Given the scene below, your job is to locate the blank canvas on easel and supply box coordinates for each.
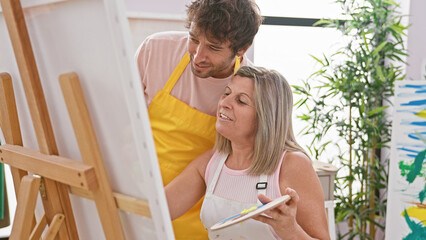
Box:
[0,0,173,239]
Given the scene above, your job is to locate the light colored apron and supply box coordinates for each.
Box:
[148,52,240,239]
[200,153,280,239]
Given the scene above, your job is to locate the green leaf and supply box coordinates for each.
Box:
[362,32,370,52]
[297,114,312,121]
[310,54,325,66]
[384,1,400,7]
[372,42,387,55]
[313,19,333,27]
[375,66,386,82]
[389,23,407,36]
[367,106,389,116]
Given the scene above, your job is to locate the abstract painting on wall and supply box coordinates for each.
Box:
[386,80,426,239]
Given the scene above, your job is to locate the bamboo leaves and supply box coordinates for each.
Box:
[294,0,408,238]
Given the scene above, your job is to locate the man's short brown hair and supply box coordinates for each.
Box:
[186,0,263,54]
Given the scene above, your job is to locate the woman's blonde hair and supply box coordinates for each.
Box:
[214,66,309,175]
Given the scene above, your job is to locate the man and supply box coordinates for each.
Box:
[136,0,262,239]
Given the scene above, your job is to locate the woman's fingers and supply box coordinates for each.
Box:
[285,188,299,203]
[256,188,299,220]
[257,193,272,204]
[254,189,301,239]
[252,214,276,226]
[284,188,299,210]
[256,195,288,219]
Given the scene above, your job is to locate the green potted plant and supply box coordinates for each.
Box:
[293,0,409,239]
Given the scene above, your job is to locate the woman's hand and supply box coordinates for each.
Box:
[253,188,310,240]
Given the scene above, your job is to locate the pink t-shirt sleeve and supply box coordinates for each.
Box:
[135,39,149,93]
[135,32,189,107]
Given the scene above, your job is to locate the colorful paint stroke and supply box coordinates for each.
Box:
[385,81,426,239]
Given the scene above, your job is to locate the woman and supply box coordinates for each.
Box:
[166,66,330,239]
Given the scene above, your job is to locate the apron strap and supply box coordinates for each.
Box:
[255,151,286,204]
[234,56,241,74]
[163,52,191,93]
[206,153,228,195]
[256,174,268,205]
[207,152,269,205]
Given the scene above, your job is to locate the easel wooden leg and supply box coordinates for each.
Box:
[44,213,65,240]
[30,214,47,240]
[0,0,80,236]
[10,175,41,240]
[0,73,28,196]
[41,180,76,240]
[0,72,37,229]
[59,72,125,239]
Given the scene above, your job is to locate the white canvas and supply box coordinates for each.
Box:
[0,0,174,239]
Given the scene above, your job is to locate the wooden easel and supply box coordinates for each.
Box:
[0,0,151,239]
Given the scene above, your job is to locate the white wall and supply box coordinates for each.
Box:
[124,0,189,51]
[406,0,426,80]
[127,14,187,51]
[124,0,254,60]
[125,0,189,15]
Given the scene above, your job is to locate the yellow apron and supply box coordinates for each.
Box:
[148,52,240,240]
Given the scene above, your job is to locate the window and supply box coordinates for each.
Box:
[253,1,346,160]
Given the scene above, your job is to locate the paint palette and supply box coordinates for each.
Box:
[210,195,291,230]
